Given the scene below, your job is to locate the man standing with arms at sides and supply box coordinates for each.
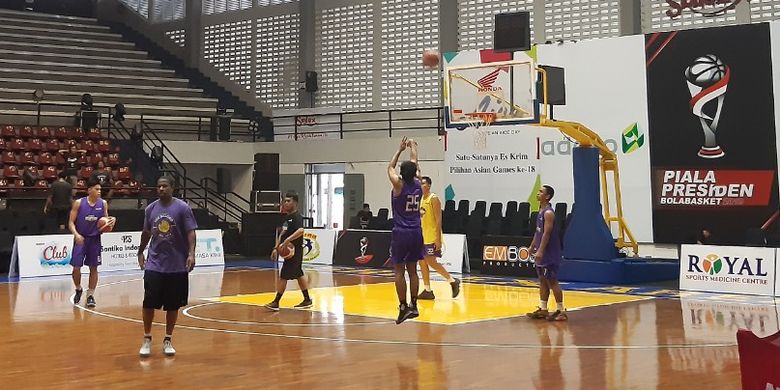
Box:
[137,176,198,357]
[388,136,423,324]
[526,185,567,321]
[417,176,460,300]
[69,178,113,308]
[45,171,73,232]
[264,191,312,310]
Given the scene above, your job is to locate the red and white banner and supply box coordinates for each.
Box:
[655,169,775,207]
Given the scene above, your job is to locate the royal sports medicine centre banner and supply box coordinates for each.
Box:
[11,229,226,278]
[679,244,776,296]
[646,24,779,244]
[443,36,654,242]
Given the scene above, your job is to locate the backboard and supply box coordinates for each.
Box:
[443,49,538,129]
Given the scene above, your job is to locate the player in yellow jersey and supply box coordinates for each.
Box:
[418,176,460,299]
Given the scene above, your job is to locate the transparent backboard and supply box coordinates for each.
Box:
[444,59,538,129]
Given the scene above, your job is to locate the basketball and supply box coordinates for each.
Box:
[422,50,440,68]
[685,54,727,87]
[277,242,295,260]
[97,216,114,233]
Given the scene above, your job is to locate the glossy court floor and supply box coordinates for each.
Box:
[1,263,775,389]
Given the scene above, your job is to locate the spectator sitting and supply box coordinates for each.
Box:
[22,167,38,188]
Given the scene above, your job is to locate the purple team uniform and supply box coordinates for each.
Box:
[390,179,425,264]
[70,197,105,267]
[142,198,198,311]
[532,205,562,279]
[143,198,198,273]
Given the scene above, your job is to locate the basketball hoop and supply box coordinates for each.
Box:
[464,112,496,150]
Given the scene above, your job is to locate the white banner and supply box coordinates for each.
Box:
[443,36,654,243]
[273,107,342,141]
[440,234,467,274]
[681,294,780,341]
[12,230,225,278]
[679,244,777,296]
[302,228,336,265]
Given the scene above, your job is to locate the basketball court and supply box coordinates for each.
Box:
[1,262,772,388]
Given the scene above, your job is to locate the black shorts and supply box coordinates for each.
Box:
[143,270,189,311]
[280,257,304,280]
[54,207,69,227]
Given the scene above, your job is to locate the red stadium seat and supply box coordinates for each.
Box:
[13,178,24,189]
[46,139,61,152]
[79,166,94,179]
[55,127,68,140]
[3,165,19,178]
[42,166,58,181]
[36,127,51,139]
[35,179,48,189]
[0,139,6,151]
[89,152,103,166]
[107,152,120,166]
[0,178,8,193]
[37,152,53,166]
[72,128,85,140]
[2,151,18,165]
[21,152,37,166]
[19,126,34,139]
[97,139,110,153]
[2,126,17,138]
[116,166,132,181]
[9,138,24,151]
[26,166,40,178]
[88,128,102,140]
[127,179,141,195]
[55,154,66,166]
[82,140,95,153]
[27,138,42,152]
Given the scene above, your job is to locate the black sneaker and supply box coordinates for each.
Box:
[294,299,313,309]
[86,295,96,308]
[418,290,435,300]
[396,304,413,324]
[450,278,461,298]
[408,305,419,319]
[526,307,548,320]
[73,289,83,304]
[264,301,280,311]
[547,310,568,322]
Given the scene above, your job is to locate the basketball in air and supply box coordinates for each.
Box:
[97,216,115,233]
[422,50,440,68]
[277,242,295,260]
[684,54,727,87]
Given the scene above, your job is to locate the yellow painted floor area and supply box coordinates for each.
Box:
[214,281,649,325]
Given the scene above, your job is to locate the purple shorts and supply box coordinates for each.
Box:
[424,243,442,258]
[71,235,102,267]
[391,228,424,264]
[536,263,560,281]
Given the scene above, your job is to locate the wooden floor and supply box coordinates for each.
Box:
[1,264,774,389]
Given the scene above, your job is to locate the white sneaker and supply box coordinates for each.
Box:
[162,338,176,356]
[139,338,152,358]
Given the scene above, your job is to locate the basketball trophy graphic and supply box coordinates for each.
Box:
[355,237,373,265]
[685,54,731,159]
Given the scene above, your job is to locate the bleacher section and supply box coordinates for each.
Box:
[0,8,219,122]
[0,125,143,197]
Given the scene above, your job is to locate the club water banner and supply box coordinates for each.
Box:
[646,24,779,244]
[444,37,654,242]
[11,230,225,278]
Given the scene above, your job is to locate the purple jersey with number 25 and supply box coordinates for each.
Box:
[392,179,422,230]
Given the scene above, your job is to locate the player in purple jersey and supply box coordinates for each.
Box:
[137,176,198,357]
[388,136,424,324]
[526,185,567,322]
[69,177,114,308]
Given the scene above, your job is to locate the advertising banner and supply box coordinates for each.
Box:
[679,244,776,296]
[301,228,336,265]
[333,230,392,268]
[480,235,536,277]
[646,24,779,243]
[12,230,225,278]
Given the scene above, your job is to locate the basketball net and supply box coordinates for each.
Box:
[464,112,496,151]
